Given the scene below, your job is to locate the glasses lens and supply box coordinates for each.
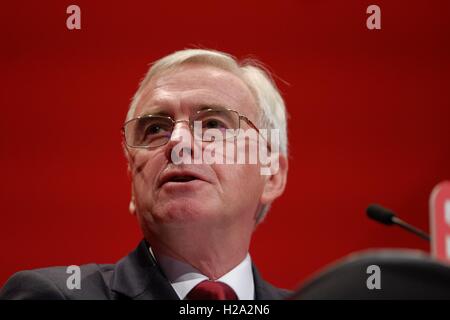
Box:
[193,109,240,142]
[125,116,173,147]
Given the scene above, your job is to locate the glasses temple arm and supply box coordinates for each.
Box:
[240,115,260,133]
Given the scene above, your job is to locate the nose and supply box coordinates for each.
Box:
[170,120,191,141]
[165,120,195,164]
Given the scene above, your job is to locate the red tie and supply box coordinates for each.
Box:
[186,280,238,300]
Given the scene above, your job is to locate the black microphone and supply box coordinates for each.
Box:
[366,204,430,241]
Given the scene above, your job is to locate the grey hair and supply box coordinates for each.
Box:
[126,49,288,223]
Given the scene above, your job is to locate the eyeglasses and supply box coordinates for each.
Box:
[122,108,260,148]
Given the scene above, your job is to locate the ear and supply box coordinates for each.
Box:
[129,186,136,215]
[122,141,136,215]
[260,153,288,205]
[122,141,132,165]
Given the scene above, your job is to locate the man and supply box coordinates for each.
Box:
[0,49,290,300]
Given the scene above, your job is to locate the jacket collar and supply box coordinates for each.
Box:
[111,239,179,300]
[111,239,288,300]
[252,264,290,300]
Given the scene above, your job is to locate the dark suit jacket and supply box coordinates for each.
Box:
[0,240,291,300]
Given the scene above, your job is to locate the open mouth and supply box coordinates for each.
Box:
[159,170,208,188]
[159,172,204,188]
[167,175,198,183]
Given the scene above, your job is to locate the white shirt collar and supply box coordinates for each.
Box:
[149,247,255,300]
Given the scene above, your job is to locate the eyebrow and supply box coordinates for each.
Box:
[196,104,230,112]
[139,109,171,117]
[138,104,231,118]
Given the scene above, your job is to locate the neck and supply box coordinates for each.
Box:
[146,222,252,279]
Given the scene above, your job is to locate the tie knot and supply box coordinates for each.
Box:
[186,280,238,300]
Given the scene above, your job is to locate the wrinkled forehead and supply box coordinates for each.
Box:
[134,64,259,119]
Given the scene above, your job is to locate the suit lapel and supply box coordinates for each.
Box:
[111,239,179,300]
[252,263,290,300]
[111,239,289,300]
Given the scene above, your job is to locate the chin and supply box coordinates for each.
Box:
[152,199,214,224]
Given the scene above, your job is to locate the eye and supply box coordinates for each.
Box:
[142,118,172,137]
[204,119,226,129]
[146,124,163,135]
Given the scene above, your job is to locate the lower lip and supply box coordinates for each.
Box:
[161,179,206,190]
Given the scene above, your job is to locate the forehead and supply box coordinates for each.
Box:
[134,64,258,118]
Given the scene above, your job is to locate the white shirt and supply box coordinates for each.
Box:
[149,247,255,300]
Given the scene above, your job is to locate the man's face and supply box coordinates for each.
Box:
[126,63,271,237]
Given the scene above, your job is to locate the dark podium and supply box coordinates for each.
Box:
[292,250,450,299]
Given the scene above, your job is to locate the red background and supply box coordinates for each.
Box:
[1,0,450,290]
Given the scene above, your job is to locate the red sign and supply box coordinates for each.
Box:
[430,181,450,264]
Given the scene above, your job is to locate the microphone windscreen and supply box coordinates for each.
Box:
[366,204,395,225]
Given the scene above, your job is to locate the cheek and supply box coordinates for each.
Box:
[215,163,264,200]
[131,150,165,203]
[133,173,152,203]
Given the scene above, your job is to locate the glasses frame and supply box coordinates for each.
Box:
[121,107,261,149]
